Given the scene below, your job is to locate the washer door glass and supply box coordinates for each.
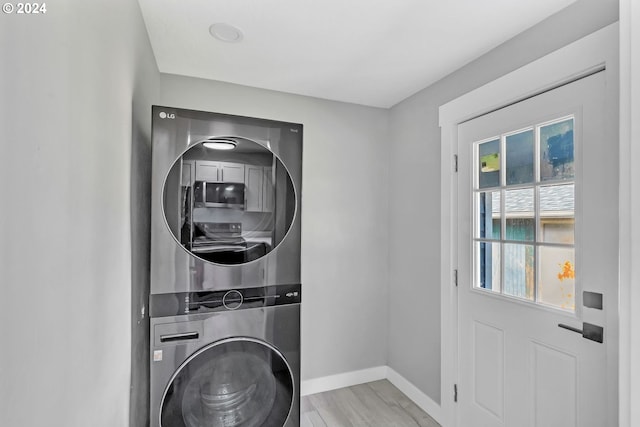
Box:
[163,137,296,265]
[161,339,294,427]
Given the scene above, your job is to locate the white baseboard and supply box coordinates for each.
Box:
[300,365,387,396]
[300,365,443,426]
[386,367,443,426]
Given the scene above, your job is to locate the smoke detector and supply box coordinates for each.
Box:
[209,23,244,43]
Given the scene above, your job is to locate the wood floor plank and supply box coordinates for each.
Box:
[301,395,315,413]
[308,391,353,427]
[400,404,441,427]
[349,383,419,427]
[301,412,315,427]
[329,387,373,426]
[300,380,441,427]
[367,379,412,408]
[367,380,440,427]
[307,410,329,427]
[301,410,329,427]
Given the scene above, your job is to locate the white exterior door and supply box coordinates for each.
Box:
[456,71,618,427]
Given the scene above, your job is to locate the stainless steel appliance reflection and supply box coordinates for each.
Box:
[188,222,269,265]
[193,181,246,209]
[150,106,302,293]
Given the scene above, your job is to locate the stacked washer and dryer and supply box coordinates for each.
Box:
[149,106,302,427]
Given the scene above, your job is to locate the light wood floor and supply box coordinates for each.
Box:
[300,380,441,427]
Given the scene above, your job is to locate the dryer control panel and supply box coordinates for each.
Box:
[150,284,301,317]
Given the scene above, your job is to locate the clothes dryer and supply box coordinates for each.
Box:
[150,106,302,294]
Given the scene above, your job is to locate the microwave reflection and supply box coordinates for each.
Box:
[163,137,296,265]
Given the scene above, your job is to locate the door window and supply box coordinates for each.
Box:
[474,117,576,310]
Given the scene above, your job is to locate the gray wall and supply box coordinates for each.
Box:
[0,1,159,426]
[159,74,390,381]
[387,0,619,404]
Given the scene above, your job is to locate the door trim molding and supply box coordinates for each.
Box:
[438,23,619,427]
[619,1,640,425]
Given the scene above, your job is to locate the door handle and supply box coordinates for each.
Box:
[558,322,603,343]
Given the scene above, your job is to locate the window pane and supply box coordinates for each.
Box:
[476,242,500,292]
[477,191,501,239]
[505,130,534,185]
[505,188,534,241]
[540,184,574,244]
[503,243,534,300]
[540,119,574,181]
[539,246,575,310]
[478,139,500,189]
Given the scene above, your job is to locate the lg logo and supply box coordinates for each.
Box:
[159,111,176,119]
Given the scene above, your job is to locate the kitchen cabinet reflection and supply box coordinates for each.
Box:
[163,137,296,265]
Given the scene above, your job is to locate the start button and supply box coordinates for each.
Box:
[222,290,243,310]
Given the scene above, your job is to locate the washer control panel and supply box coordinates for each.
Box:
[150,284,301,317]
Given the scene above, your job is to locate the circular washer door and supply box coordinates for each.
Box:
[160,338,294,427]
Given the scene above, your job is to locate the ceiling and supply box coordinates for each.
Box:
[137,0,576,108]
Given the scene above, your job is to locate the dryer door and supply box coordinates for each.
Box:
[160,338,294,427]
[163,137,297,266]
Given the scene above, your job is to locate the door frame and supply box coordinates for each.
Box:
[438,23,619,427]
[619,1,640,425]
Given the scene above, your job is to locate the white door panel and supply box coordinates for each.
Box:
[457,71,617,427]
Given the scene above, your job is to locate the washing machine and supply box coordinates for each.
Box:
[149,106,302,427]
[149,284,300,427]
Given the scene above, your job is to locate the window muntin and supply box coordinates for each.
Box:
[473,117,576,311]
